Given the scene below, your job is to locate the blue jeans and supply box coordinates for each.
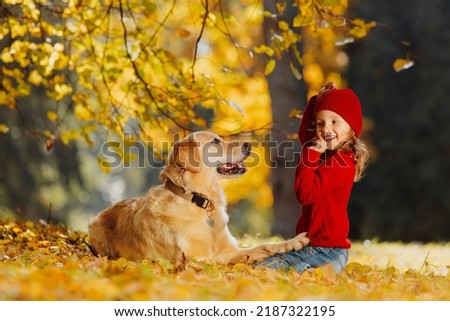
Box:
[256,246,349,274]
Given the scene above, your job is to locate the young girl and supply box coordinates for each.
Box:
[257,82,369,274]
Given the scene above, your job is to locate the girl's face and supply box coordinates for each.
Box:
[315,110,353,150]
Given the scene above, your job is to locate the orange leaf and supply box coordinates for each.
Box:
[176,28,191,38]
[393,58,415,72]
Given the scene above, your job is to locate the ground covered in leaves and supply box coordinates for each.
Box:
[1,219,449,300]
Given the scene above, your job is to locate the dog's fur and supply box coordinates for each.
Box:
[88,131,309,264]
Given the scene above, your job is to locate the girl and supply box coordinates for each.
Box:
[257,82,369,274]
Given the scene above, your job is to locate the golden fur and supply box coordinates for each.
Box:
[88,131,309,264]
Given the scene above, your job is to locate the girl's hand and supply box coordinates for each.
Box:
[317,81,337,99]
[308,136,327,154]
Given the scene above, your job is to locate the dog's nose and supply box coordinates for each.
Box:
[242,142,251,156]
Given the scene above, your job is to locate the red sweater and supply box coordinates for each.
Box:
[294,147,354,248]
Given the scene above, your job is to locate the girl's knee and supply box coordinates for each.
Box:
[330,254,348,273]
[255,251,300,272]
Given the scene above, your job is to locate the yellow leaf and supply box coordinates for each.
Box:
[47,84,72,101]
[74,104,92,121]
[288,108,301,119]
[81,131,94,148]
[47,111,58,122]
[54,43,64,52]
[207,13,216,24]
[0,124,10,134]
[253,45,274,57]
[190,117,207,128]
[293,9,315,28]
[265,59,276,75]
[11,24,27,39]
[42,130,53,138]
[17,82,31,95]
[97,157,113,174]
[278,20,289,31]
[28,70,43,86]
[1,49,14,63]
[0,90,14,108]
[291,45,303,66]
[60,130,79,144]
[275,1,286,14]
[232,263,251,273]
[349,19,376,38]
[393,58,415,73]
[289,62,302,80]
[54,54,69,70]
[323,0,348,7]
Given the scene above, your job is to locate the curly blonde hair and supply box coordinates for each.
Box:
[339,135,369,182]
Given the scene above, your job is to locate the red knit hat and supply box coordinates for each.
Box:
[314,88,363,138]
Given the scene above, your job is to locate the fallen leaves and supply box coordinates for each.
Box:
[1,218,449,300]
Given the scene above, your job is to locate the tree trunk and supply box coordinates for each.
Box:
[263,0,307,238]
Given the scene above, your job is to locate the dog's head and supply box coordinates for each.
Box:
[161,131,251,188]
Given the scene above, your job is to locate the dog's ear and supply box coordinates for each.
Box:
[172,139,201,173]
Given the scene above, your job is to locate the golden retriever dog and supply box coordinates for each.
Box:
[88,131,309,264]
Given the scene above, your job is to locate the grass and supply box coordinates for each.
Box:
[1,219,449,300]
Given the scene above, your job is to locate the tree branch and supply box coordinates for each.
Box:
[218,0,250,76]
[191,0,209,80]
[118,0,190,131]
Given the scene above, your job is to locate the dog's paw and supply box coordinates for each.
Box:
[290,232,310,251]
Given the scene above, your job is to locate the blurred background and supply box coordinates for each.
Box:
[0,0,449,242]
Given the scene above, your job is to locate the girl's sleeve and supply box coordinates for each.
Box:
[294,148,349,205]
[298,95,317,145]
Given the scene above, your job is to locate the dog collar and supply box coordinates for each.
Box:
[164,179,215,212]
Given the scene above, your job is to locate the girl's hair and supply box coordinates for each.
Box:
[339,134,369,182]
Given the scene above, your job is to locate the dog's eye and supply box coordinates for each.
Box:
[211,138,221,144]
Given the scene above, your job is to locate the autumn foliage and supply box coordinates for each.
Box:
[1,218,449,300]
[0,0,386,225]
[0,0,393,143]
